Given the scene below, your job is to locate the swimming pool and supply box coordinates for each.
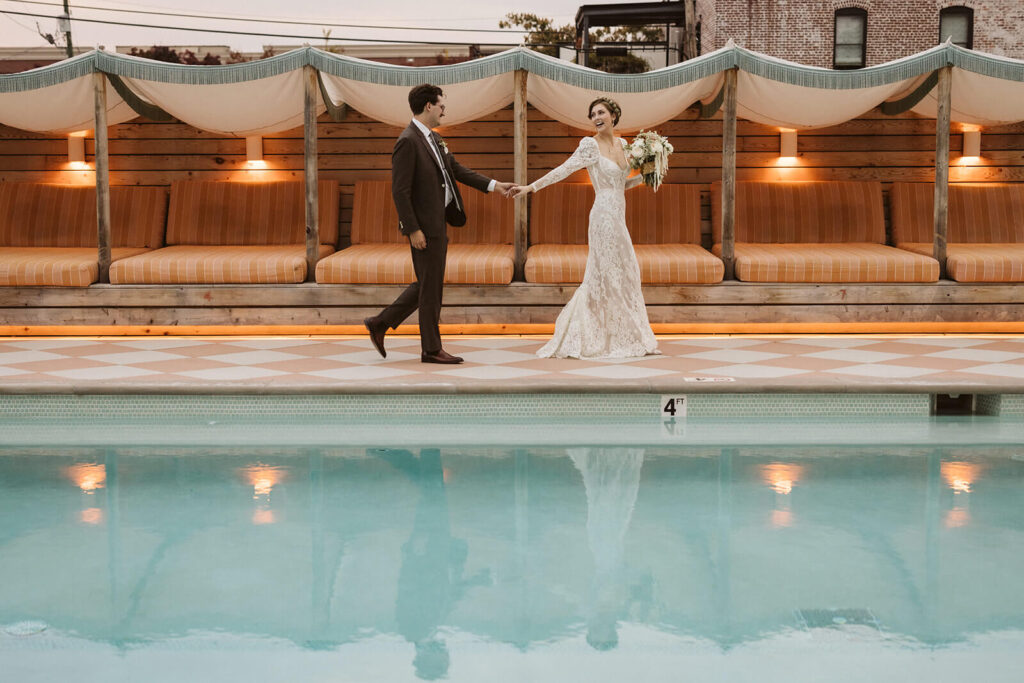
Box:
[1,419,1023,682]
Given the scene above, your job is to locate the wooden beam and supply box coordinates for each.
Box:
[303,65,320,283]
[720,68,738,280]
[933,65,952,280]
[93,72,112,284]
[513,69,529,281]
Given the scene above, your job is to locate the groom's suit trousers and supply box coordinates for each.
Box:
[376,236,447,354]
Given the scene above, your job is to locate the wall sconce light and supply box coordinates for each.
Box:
[963,129,981,157]
[67,134,85,163]
[780,129,798,158]
[246,135,263,163]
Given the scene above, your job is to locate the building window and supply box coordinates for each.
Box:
[834,8,867,69]
[940,6,974,49]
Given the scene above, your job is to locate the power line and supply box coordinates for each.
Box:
[1,0,524,34]
[0,9,521,45]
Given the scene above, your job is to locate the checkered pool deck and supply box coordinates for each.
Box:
[3,334,1024,394]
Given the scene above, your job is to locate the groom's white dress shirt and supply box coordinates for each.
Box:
[412,118,495,206]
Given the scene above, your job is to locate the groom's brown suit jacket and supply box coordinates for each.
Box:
[391,122,491,239]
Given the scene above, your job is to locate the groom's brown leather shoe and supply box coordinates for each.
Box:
[364,317,387,358]
[421,349,463,364]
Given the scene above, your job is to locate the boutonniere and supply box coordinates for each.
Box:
[438,139,449,155]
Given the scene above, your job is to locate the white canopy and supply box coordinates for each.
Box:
[0,43,1022,135]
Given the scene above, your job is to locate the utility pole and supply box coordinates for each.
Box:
[60,0,73,58]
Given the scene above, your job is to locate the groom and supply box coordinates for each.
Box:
[364,84,515,364]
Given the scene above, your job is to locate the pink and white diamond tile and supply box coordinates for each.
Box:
[1,335,1024,392]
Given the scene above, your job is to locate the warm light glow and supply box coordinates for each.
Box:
[252,509,276,525]
[771,508,793,527]
[779,128,798,158]
[945,507,969,528]
[67,463,106,494]
[962,129,981,158]
[245,160,269,169]
[246,135,263,163]
[80,507,104,525]
[66,161,91,170]
[67,132,86,163]
[242,464,284,499]
[761,462,804,495]
[941,461,978,494]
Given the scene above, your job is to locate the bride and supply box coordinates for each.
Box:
[510,97,659,359]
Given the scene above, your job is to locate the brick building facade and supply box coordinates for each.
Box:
[695,0,1024,66]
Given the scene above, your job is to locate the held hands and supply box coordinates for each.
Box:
[505,184,531,198]
[493,181,516,196]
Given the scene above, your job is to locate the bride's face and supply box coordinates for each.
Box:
[589,104,614,133]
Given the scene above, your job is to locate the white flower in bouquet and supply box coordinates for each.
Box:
[626,130,673,192]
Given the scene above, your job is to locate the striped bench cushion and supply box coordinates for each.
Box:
[899,242,1024,282]
[166,180,339,246]
[529,184,702,245]
[0,183,166,248]
[711,181,886,243]
[316,244,514,284]
[0,247,149,287]
[711,242,939,282]
[525,244,723,284]
[891,182,1024,244]
[350,180,513,245]
[110,245,333,284]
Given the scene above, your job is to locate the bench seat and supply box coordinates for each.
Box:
[711,242,939,283]
[110,245,333,285]
[316,243,513,285]
[526,244,723,284]
[898,242,1024,282]
[0,183,167,286]
[0,247,150,287]
[891,182,1024,282]
[712,180,939,283]
[110,180,339,285]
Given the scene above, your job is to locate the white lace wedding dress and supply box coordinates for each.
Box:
[533,137,659,359]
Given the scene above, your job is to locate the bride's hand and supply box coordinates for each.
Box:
[507,184,530,198]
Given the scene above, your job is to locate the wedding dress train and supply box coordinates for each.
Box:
[533,137,659,359]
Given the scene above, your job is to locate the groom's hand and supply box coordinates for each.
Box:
[493,181,514,196]
[409,230,427,250]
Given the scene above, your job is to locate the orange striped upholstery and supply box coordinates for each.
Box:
[165,180,339,246]
[711,242,939,283]
[891,182,1024,244]
[525,244,723,284]
[316,244,514,284]
[349,180,513,245]
[530,185,594,245]
[899,242,1024,282]
[109,245,333,284]
[0,247,149,287]
[0,183,167,248]
[711,181,886,243]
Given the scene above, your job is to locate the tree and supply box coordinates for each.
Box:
[128,46,222,65]
[499,12,664,74]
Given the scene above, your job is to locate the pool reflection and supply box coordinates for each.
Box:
[0,445,1022,674]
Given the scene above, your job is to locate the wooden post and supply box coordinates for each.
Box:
[513,69,528,282]
[933,65,952,280]
[720,68,738,281]
[303,65,320,283]
[93,72,112,284]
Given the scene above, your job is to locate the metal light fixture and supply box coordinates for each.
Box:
[245,135,263,162]
[780,129,798,158]
[67,134,85,163]
[963,129,981,157]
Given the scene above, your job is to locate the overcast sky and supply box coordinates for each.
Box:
[0,0,629,53]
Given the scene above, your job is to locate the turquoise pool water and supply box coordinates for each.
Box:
[1,430,1023,682]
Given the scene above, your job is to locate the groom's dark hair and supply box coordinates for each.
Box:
[409,84,444,114]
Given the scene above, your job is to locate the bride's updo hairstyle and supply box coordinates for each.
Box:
[588,97,621,126]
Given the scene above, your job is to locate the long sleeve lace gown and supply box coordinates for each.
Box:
[531,137,659,359]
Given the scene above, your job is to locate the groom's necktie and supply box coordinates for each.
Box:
[428,134,459,210]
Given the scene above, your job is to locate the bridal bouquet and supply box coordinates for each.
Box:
[626,131,674,192]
